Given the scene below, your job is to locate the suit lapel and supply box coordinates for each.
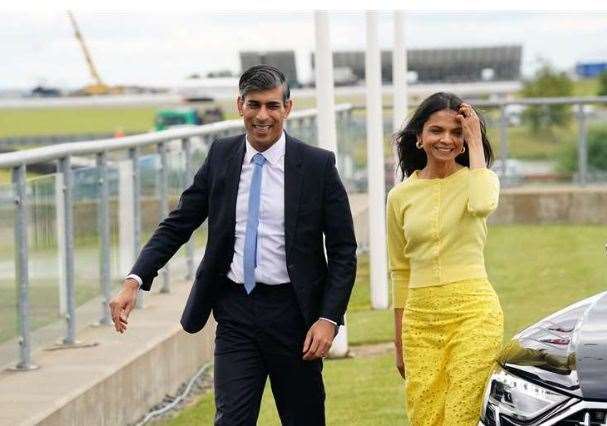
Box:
[226,135,246,233]
[284,134,303,258]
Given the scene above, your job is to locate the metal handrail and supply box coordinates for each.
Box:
[469,96,607,107]
[0,104,353,169]
[355,96,607,111]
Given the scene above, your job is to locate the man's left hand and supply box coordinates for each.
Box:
[302,319,336,360]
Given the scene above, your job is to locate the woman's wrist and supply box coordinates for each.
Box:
[467,136,483,149]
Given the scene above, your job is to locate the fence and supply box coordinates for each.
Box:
[373,96,607,187]
[0,104,353,370]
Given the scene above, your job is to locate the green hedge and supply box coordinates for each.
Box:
[557,125,607,172]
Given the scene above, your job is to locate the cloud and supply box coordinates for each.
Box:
[1,11,606,88]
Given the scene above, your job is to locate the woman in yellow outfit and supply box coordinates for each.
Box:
[387,92,503,426]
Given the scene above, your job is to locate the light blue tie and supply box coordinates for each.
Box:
[243,153,266,294]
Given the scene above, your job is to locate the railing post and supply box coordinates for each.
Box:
[499,104,509,184]
[11,164,38,370]
[58,156,76,344]
[182,137,195,281]
[96,152,112,325]
[577,103,588,186]
[118,159,135,279]
[157,142,170,293]
[55,170,67,316]
[129,148,144,308]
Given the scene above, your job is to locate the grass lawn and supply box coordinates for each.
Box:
[486,125,578,161]
[161,353,407,426]
[0,107,158,138]
[159,224,607,426]
[572,77,600,96]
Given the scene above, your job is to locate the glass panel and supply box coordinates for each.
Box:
[0,179,17,364]
[25,173,63,350]
[165,140,188,280]
[72,166,104,323]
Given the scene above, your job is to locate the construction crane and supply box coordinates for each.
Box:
[67,11,121,95]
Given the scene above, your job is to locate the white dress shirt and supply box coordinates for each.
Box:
[226,132,290,284]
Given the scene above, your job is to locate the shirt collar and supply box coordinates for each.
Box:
[244,131,286,166]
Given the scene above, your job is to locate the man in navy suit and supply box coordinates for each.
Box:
[109,65,357,425]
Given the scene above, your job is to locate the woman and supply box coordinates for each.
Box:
[387,92,503,425]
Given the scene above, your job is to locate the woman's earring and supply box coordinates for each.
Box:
[460,145,466,154]
[416,140,423,149]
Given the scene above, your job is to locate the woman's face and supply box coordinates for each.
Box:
[418,108,465,165]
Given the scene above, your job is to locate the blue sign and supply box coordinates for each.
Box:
[576,62,607,78]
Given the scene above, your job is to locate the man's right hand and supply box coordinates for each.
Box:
[109,279,139,333]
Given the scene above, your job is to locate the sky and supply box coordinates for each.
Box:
[2,10,607,90]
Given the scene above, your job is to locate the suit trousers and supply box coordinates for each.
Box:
[213,276,326,426]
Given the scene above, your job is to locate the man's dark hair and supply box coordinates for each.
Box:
[239,64,290,103]
[394,91,494,178]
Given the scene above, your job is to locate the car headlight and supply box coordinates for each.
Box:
[481,365,569,424]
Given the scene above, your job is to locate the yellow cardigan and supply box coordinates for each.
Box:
[386,167,500,309]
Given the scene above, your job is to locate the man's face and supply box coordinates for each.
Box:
[237,86,293,151]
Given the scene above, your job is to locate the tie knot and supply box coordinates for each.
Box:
[252,153,266,166]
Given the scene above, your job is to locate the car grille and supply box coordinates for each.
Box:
[483,406,521,426]
[484,405,497,426]
[558,409,607,425]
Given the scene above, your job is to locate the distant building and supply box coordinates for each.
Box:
[575,62,607,79]
[311,45,522,84]
[240,51,299,87]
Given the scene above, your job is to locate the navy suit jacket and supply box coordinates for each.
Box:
[130,133,357,333]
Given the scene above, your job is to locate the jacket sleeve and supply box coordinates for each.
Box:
[467,168,500,217]
[386,190,410,309]
[129,141,215,290]
[319,153,358,325]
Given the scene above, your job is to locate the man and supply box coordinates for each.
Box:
[109,65,357,425]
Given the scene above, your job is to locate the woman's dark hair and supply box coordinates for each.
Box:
[394,92,494,179]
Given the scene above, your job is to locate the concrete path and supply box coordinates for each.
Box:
[0,277,215,426]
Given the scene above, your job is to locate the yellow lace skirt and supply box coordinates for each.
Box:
[402,278,503,426]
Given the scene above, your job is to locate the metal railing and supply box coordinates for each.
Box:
[362,96,607,187]
[470,96,607,186]
[1,104,353,370]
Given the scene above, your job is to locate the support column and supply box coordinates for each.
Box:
[314,10,348,358]
[314,10,338,155]
[392,10,408,184]
[366,11,389,310]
